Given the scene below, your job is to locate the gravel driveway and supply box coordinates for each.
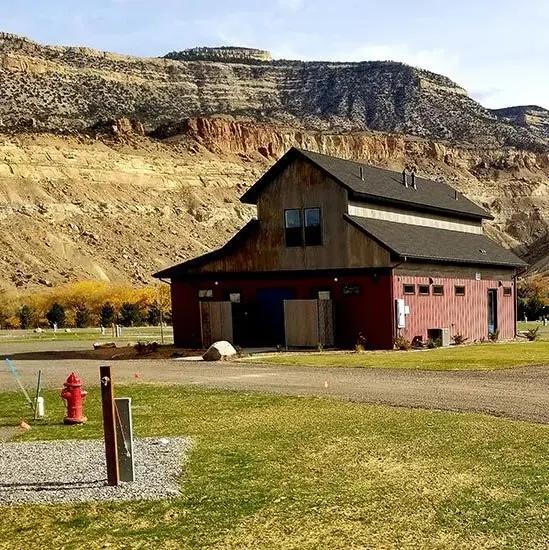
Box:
[2,350,548,424]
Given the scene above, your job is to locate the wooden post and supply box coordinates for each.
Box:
[33,369,42,420]
[100,365,119,486]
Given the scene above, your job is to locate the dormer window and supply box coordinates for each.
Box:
[284,209,303,247]
[304,208,322,246]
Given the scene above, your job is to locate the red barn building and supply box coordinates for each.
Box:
[154,148,526,349]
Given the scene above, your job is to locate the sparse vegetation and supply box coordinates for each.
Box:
[394,335,412,351]
[452,333,468,345]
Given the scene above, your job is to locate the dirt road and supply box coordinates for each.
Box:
[2,351,548,424]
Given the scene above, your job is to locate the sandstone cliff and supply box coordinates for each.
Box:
[0,118,547,291]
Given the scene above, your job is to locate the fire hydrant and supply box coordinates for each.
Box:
[61,372,87,424]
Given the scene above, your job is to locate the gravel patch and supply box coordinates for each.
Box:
[0,437,191,505]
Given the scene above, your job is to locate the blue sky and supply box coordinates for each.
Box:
[3,0,548,108]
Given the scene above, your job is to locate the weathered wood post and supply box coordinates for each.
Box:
[100,365,119,486]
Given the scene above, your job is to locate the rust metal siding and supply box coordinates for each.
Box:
[393,274,515,342]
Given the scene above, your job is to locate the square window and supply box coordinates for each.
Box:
[304,207,322,246]
[418,284,430,296]
[403,284,415,294]
[503,287,512,296]
[229,292,241,303]
[284,209,303,247]
[432,285,444,296]
[198,289,213,299]
[455,285,466,296]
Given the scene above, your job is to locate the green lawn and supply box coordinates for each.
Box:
[246,341,549,371]
[0,385,548,549]
[517,321,549,341]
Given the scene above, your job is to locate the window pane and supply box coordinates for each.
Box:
[285,209,301,228]
[403,284,415,294]
[455,286,466,296]
[305,208,320,227]
[433,285,444,296]
[418,285,430,296]
[304,208,322,245]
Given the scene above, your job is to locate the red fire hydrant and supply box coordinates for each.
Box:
[61,372,88,424]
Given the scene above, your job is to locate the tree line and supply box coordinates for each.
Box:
[0,281,171,330]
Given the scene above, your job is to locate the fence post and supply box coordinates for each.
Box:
[100,365,119,486]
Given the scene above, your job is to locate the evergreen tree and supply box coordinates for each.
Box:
[119,302,143,327]
[100,302,116,327]
[19,305,34,329]
[75,304,91,328]
[46,302,66,328]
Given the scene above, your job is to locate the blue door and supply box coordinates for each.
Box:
[256,288,296,346]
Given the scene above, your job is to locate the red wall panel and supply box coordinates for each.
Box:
[171,272,394,349]
[393,274,515,343]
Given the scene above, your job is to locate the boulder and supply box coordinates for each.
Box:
[202,341,237,361]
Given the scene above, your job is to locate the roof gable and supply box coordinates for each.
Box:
[241,147,492,221]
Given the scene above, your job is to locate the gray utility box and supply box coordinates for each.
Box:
[427,328,451,347]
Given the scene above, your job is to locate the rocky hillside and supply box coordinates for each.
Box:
[491,106,549,142]
[0,32,547,291]
[0,117,547,292]
[0,32,546,150]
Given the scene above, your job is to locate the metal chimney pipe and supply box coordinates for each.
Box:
[454,189,459,200]
[402,169,408,187]
[359,166,364,180]
[411,172,416,189]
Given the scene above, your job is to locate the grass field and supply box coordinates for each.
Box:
[248,339,549,371]
[0,385,547,549]
[0,326,173,344]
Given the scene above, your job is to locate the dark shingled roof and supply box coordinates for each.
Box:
[346,215,526,267]
[241,147,492,220]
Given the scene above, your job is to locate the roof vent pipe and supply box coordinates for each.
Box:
[454,190,459,200]
[411,172,417,189]
[402,169,408,187]
[359,166,364,181]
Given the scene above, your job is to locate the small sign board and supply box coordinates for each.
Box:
[114,397,135,482]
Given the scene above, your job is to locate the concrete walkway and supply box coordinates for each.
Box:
[2,357,548,424]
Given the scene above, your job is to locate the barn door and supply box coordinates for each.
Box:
[200,301,233,347]
[283,299,334,347]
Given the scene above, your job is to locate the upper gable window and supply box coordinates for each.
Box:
[284,209,303,247]
[304,208,322,246]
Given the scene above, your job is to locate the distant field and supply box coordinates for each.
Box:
[0,326,173,344]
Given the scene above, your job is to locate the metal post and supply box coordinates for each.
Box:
[33,369,42,420]
[100,365,119,486]
[114,397,135,482]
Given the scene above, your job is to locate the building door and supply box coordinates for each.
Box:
[487,289,498,335]
[256,288,295,346]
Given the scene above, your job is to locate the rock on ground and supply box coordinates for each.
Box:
[202,340,237,361]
